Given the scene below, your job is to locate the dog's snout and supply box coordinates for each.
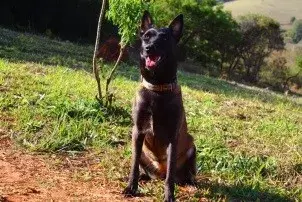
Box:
[145,45,154,54]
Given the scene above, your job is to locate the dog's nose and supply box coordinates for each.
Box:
[145,45,154,54]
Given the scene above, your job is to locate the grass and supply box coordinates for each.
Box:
[0,27,302,201]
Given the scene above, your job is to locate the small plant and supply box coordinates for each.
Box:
[290,16,296,24]
[105,0,148,105]
[93,0,107,105]
[260,51,289,92]
[291,19,302,44]
[93,0,148,106]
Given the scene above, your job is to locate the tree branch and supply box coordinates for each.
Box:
[105,44,126,105]
[93,0,107,104]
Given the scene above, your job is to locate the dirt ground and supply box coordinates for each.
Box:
[0,133,145,202]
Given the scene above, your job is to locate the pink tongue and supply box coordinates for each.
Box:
[146,56,158,68]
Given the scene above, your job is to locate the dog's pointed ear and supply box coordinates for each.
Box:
[141,11,153,35]
[169,14,183,43]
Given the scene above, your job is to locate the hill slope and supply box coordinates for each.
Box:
[0,28,301,201]
[224,0,302,29]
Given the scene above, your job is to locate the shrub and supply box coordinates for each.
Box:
[107,0,148,46]
[290,16,296,24]
[235,14,285,83]
[0,0,117,42]
[259,52,289,91]
[149,0,241,75]
[291,19,302,44]
[292,56,302,88]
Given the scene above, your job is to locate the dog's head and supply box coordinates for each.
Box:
[140,11,183,84]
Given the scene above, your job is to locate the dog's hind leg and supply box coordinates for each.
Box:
[139,166,151,181]
[176,145,197,185]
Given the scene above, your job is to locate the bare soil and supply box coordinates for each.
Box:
[0,134,145,202]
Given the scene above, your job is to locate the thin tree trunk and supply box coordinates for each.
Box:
[105,45,126,103]
[93,0,107,103]
[227,57,239,79]
[220,53,226,75]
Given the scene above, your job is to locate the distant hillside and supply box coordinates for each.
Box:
[224,0,302,29]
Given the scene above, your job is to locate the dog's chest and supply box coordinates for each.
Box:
[143,132,168,162]
[141,105,179,161]
[150,102,180,141]
[144,113,173,147]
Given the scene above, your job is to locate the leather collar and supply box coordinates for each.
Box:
[141,78,178,92]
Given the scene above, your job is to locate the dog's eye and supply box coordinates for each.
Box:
[143,33,151,41]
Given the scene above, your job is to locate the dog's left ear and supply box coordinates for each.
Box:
[169,14,183,43]
[141,11,153,35]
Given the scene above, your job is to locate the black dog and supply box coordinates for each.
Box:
[123,11,196,202]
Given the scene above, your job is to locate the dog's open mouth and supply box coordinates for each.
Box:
[145,55,161,69]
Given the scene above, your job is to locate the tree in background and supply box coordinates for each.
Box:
[259,51,289,91]
[236,14,284,83]
[291,19,302,44]
[290,16,296,24]
[283,56,302,94]
[0,0,116,42]
[149,0,240,76]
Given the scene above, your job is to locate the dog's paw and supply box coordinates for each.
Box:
[164,189,175,202]
[122,185,137,197]
[164,195,175,202]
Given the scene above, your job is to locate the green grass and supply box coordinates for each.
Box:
[0,27,301,201]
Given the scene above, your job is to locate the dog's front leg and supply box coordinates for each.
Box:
[123,92,150,196]
[123,126,145,196]
[164,138,177,202]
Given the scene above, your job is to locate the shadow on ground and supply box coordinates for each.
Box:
[194,177,293,202]
[1,27,301,105]
[0,28,92,70]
